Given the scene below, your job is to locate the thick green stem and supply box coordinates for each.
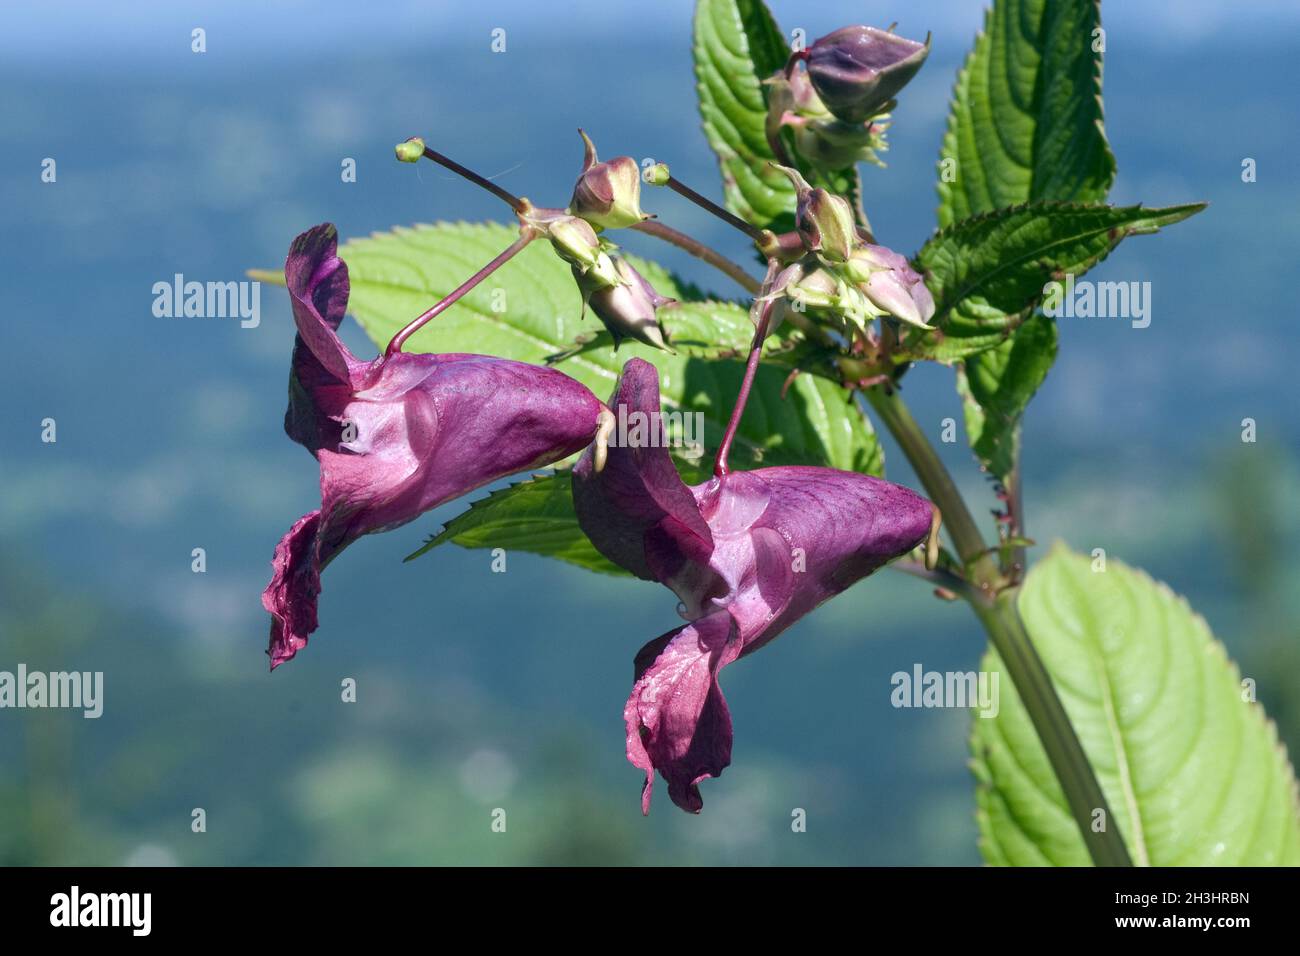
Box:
[864,382,1132,867]
[973,592,1134,867]
[864,385,998,584]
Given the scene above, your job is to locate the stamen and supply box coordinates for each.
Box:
[593,406,616,473]
[925,505,942,570]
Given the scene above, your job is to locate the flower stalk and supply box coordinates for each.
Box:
[385,231,536,356]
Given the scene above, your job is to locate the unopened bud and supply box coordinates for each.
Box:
[395,137,425,163]
[846,244,935,328]
[644,163,671,186]
[580,257,675,352]
[569,129,649,231]
[777,165,857,264]
[794,26,931,124]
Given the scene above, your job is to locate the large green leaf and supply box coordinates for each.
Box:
[937,0,1114,227]
[406,472,631,576]
[331,221,879,474]
[904,201,1205,364]
[972,545,1300,866]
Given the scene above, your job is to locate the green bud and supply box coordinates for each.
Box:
[394,137,425,164]
[644,163,671,186]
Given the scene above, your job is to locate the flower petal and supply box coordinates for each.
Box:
[285,223,359,386]
[573,358,712,580]
[741,465,934,654]
[262,510,323,669]
[625,609,741,814]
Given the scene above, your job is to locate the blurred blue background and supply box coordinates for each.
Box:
[2,0,1298,865]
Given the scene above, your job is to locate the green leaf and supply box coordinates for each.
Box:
[956,312,1057,481]
[692,0,794,229]
[937,0,1115,227]
[935,0,1120,478]
[904,201,1205,364]
[972,545,1300,866]
[406,472,631,576]
[329,221,879,474]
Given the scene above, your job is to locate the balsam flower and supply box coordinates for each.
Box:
[572,358,935,812]
[263,223,609,669]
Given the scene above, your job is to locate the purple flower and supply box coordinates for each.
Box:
[572,358,935,812]
[263,224,608,669]
[794,26,931,124]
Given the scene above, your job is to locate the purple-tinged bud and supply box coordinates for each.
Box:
[777,165,857,264]
[568,129,649,231]
[795,26,930,124]
[845,244,935,328]
[578,256,675,352]
[394,137,425,163]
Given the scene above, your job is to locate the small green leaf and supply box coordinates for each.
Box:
[973,545,1300,866]
[956,312,1058,482]
[937,0,1115,228]
[904,201,1205,364]
[406,472,630,576]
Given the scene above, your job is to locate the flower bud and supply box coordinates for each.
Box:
[394,137,425,163]
[644,163,671,186]
[791,117,889,170]
[568,129,649,231]
[777,165,857,264]
[767,70,890,171]
[845,244,935,328]
[796,26,930,123]
[578,257,675,352]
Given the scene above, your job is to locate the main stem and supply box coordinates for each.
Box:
[865,383,1132,867]
[974,592,1134,866]
[385,234,534,356]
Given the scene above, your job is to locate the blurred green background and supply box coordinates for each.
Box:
[1,0,1297,865]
